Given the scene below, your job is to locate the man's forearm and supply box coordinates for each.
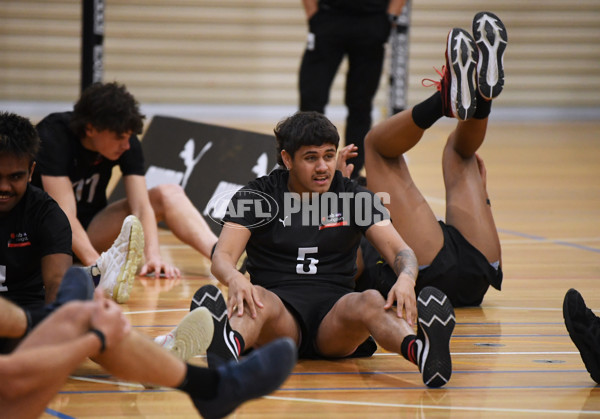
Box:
[393,248,418,281]
[70,215,101,265]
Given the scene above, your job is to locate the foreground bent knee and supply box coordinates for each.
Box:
[364,130,376,152]
[359,289,386,304]
[357,289,386,313]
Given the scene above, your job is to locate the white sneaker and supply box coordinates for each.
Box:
[96,215,144,303]
[154,307,215,361]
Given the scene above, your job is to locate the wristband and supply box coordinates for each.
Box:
[89,328,106,353]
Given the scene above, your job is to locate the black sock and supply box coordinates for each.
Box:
[177,363,219,400]
[473,91,492,119]
[26,306,48,333]
[400,334,421,366]
[412,92,444,129]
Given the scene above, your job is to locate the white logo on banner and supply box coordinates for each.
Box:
[144,138,212,190]
[203,181,244,220]
[252,153,268,178]
[179,140,213,189]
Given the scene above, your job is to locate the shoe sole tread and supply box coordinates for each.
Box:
[171,307,215,361]
[473,11,507,100]
[114,216,144,303]
[417,286,455,388]
[447,28,478,120]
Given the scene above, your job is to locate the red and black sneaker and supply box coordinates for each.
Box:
[423,28,478,120]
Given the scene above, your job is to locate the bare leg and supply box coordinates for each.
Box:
[364,109,443,266]
[148,184,218,258]
[0,298,27,338]
[316,290,414,357]
[93,330,185,387]
[87,184,218,259]
[443,116,502,264]
[229,286,300,348]
[86,200,131,252]
[0,302,100,419]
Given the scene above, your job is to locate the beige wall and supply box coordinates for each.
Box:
[1,0,600,119]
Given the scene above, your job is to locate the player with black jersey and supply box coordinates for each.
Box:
[205,111,456,388]
[34,111,146,230]
[351,12,507,307]
[0,112,97,353]
[33,82,218,280]
[0,183,72,308]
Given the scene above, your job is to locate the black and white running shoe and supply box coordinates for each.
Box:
[191,284,241,368]
[416,286,456,388]
[472,11,508,100]
[423,28,478,120]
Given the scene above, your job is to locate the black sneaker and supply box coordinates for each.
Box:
[472,11,508,100]
[563,288,600,384]
[191,285,240,368]
[192,337,297,419]
[416,286,456,388]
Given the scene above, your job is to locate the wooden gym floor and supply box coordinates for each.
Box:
[41,119,600,418]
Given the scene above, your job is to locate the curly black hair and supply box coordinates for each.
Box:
[69,82,145,138]
[0,111,40,166]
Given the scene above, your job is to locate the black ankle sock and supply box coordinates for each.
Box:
[25,306,48,333]
[412,92,444,129]
[473,91,492,119]
[400,334,421,366]
[177,364,219,400]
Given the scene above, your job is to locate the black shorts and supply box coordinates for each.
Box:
[356,221,503,307]
[267,282,377,359]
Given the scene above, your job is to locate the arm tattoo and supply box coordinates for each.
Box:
[393,248,418,281]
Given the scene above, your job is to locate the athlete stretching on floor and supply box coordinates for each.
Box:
[33,82,218,286]
[351,11,507,307]
[172,107,457,388]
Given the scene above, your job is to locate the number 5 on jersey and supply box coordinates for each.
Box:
[296,247,319,275]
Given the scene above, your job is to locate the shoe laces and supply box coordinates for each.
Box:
[421,66,446,91]
[155,332,175,349]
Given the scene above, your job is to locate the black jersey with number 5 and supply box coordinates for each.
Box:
[223,169,389,289]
